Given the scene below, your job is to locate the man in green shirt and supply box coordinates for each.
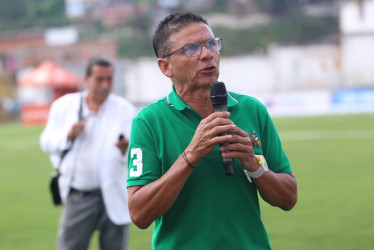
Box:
[127,12,298,250]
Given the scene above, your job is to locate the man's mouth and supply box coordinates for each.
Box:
[200,66,216,73]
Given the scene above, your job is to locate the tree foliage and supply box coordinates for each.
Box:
[214,7,338,56]
[0,0,339,58]
[0,0,69,32]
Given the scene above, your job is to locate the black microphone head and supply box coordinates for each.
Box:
[209,81,228,106]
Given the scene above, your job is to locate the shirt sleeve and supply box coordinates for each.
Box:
[259,103,292,174]
[118,100,137,164]
[40,97,74,155]
[127,115,162,187]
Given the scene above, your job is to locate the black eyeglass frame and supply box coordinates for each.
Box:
[162,37,222,58]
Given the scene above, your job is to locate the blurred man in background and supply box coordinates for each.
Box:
[127,12,297,249]
[40,57,136,250]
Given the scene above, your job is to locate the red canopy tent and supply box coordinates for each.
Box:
[18,61,80,125]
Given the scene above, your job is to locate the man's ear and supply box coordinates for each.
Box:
[157,58,173,78]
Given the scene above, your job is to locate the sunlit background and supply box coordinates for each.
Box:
[0,0,373,124]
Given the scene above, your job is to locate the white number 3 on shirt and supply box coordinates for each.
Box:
[130,148,143,177]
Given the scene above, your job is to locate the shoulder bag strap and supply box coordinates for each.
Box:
[57,92,84,171]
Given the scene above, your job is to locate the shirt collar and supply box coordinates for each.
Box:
[165,85,238,111]
[82,90,110,115]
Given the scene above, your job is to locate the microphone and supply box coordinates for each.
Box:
[209,81,234,176]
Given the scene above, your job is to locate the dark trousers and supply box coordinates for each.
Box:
[57,188,129,250]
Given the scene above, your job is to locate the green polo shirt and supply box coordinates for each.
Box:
[127,86,292,250]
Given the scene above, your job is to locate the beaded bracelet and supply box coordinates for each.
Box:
[182,151,195,169]
[256,154,264,165]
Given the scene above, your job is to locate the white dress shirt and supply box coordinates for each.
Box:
[71,99,100,191]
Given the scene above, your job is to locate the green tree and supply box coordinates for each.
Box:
[118,14,154,58]
[214,9,338,56]
[0,0,69,32]
[0,0,31,30]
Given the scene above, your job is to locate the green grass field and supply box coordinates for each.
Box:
[1,113,373,249]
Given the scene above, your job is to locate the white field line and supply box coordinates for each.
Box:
[279,129,374,141]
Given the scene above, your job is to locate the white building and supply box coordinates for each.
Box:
[340,0,374,87]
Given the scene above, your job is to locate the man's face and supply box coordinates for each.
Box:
[164,22,220,90]
[85,65,113,103]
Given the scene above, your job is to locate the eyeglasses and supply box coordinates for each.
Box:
[162,37,222,58]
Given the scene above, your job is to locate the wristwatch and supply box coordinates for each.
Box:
[248,155,268,178]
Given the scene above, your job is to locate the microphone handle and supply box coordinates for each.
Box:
[219,136,234,176]
[213,104,234,176]
[224,162,234,176]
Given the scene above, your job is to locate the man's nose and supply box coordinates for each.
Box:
[100,78,112,86]
[200,44,213,59]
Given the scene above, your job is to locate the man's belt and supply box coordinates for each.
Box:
[70,187,101,196]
